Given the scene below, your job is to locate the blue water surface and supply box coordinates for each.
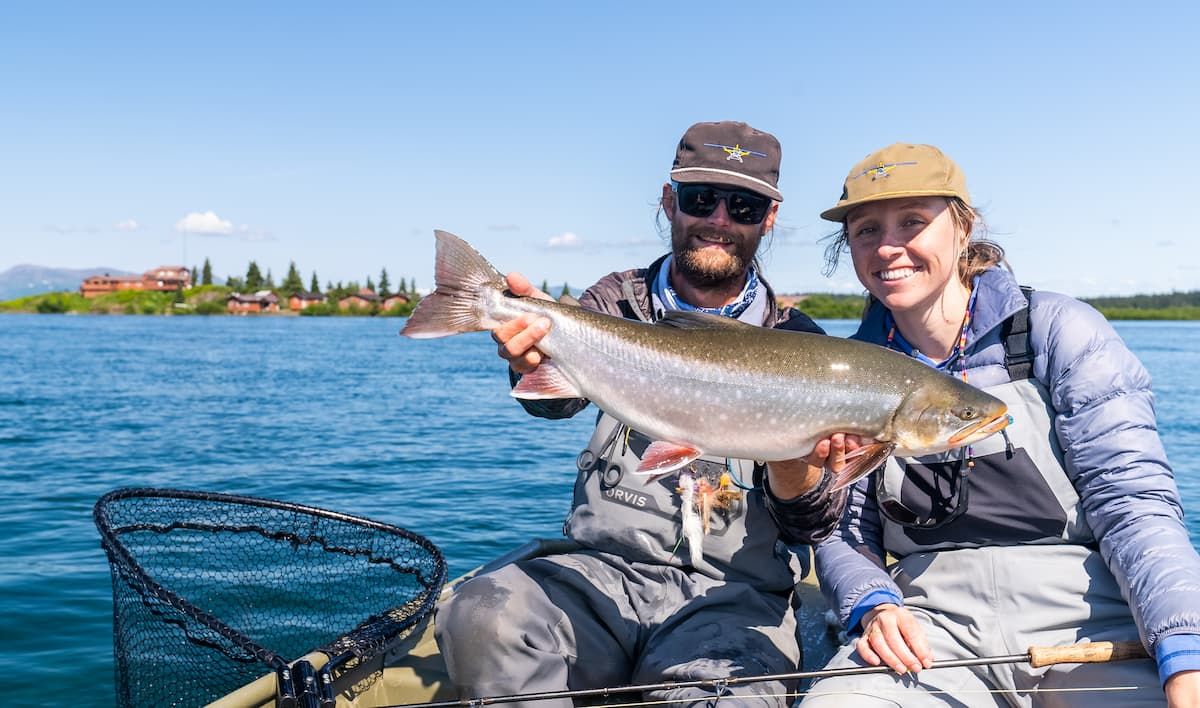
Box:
[0,315,1197,705]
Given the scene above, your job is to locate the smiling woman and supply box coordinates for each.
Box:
[796,143,1200,708]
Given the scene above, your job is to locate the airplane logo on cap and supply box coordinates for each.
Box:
[853,160,919,181]
[704,143,768,163]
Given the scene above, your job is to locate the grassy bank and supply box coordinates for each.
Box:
[3,289,1199,321]
[0,287,417,316]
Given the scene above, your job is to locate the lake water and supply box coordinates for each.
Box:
[1,315,1198,705]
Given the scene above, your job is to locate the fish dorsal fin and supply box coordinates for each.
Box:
[656,310,755,331]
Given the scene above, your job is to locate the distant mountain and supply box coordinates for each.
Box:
[0,265,135,301]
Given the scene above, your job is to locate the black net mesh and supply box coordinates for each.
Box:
[94,488,447,708]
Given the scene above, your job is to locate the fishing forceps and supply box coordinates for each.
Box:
[576,421,630,488]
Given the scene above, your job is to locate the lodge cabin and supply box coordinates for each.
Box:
[338,289,379,311]
[381,293,410,310]
[288,291,325,311]
[227,291,280,314]
[80,266,192,298]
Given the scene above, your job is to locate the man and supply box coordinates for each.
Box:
[435,121,848,706]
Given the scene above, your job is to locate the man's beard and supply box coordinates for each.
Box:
[670,222,760,288]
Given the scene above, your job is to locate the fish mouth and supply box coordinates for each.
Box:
[948,408,1010,446]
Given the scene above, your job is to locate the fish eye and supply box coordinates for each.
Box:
[957,406,977,421]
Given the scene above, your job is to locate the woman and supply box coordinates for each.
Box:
[800,143,1200,707]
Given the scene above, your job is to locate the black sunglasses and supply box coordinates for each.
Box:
[876,450,971,530]
[673,183,772,225]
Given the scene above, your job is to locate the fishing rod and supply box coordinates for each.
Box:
[383,640,1148,708]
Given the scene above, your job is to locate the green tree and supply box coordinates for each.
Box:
[190,265,198,288]
[365,276,375,293]
[227,275,245,290]
[409,278,418,296]
[541,279,550,294]
[245,262,263,290]
[399,277,407,294]
[282,261,304,295]
[560,282,571,299]
[379,268,391,297]
[310,272,320,293]
[202,258,213,286]
[265,269,275,289]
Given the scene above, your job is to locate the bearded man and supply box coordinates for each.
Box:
[434,121,850,707]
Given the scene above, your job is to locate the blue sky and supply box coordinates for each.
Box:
[1,2,1196,297]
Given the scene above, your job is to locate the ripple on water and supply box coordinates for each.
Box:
[0,316,1197,705]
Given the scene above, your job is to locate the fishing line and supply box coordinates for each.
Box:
[579,684,1143,708]
[385,640,1150,708]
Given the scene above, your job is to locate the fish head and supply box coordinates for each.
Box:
[890,379,1009,457]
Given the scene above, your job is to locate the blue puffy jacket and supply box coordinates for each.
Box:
[814,266,1200,657]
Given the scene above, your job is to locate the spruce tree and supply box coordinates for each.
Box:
[245,262,263,290]
[560,282,571,299]
[379,268,391,297]
[541,279,550,294]
[310,273,320,293]
[398,277,407,294]
[202,258,213,286]
[366,276,375,293]
[265,269,275,289]
[282,261,303,295]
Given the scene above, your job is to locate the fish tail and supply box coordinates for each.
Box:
[401,230,506,339]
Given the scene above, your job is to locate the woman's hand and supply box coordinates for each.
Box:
[767,434,868,499]
[1166,670,1200,707]
[492,272,554,374]
[857,603,934,674]
[805,433,860,471]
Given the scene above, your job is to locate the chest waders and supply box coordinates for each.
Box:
[878,289,1095,555]
[561,280,795,590]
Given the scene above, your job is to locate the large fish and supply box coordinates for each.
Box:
[402,230,1009,490]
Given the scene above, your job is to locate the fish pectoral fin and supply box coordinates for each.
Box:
[633,442,704,484]
[510,360,584,399]
[830,442,896,491]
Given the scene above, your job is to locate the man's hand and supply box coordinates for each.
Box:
[492,272,554,375]
[858,603,934,675]
[767,434,867,499]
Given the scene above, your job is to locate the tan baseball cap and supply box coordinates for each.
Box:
[820,143,970,222]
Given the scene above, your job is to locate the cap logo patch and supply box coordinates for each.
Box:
[853,160,918,181]
[704,143,767,163]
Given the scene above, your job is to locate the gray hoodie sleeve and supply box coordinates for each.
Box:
[812,475,902,628]
[1040,294,1200,651]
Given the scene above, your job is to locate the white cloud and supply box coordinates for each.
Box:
[175,211,234,235]
[547,232,582,249]
[114,219,139,232]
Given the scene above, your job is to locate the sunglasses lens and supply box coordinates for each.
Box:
[676,185,769,224]
[677,185,719,218]
[728,192,769,224]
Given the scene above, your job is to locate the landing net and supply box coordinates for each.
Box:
[94,488,447,707]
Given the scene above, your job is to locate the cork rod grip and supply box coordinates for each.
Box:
[1028,640,1149,668]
